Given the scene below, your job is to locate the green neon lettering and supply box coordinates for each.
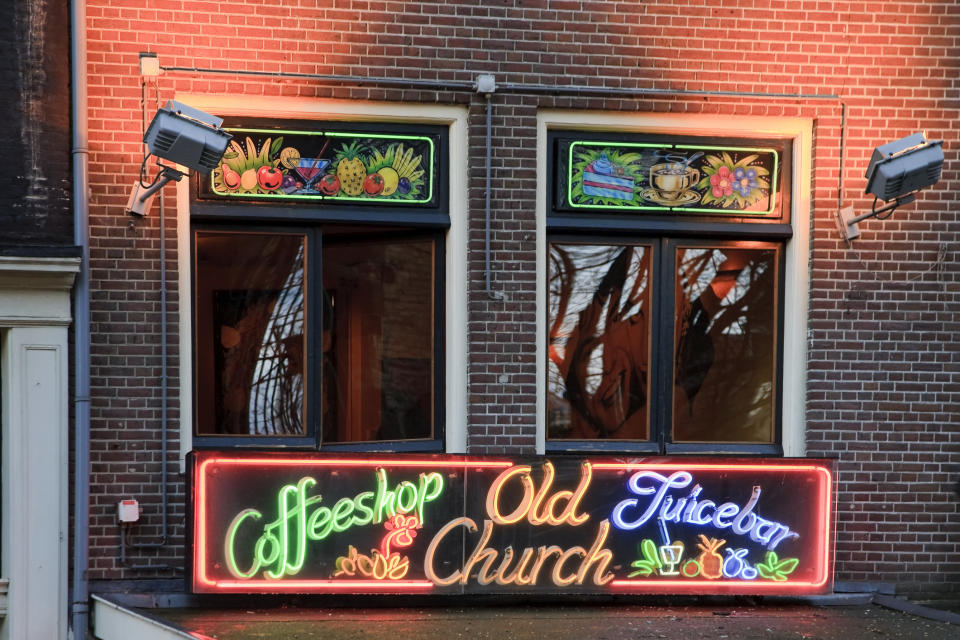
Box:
[417,472,444,523]
[289,477,316,576]
[353,491,374,526]
[396,481,418,514]
[224,508,263,579]
[264,484,298,579]
[254,529,280,572]
[307,506,332,540]
[374,468,397,523]
[263,478,321,579]
[331,497,356,531]
[221,471,447,581]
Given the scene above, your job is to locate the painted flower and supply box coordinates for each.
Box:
[732,167,758,197]
[710,166,734,198]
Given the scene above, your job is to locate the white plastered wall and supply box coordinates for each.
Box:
[174,96,470,460]
[0,256,78,640]
[535,110,812,457]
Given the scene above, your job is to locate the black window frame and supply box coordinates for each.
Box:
[546,129,792,456]
[190,119,449,452]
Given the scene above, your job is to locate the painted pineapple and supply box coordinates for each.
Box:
[696,534,726,579]
[334,141,367,196]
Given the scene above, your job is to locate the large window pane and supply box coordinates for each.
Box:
[547,243,652,440]
[194,232,307,436]
[673,246,777,443]
[322,238,435,443]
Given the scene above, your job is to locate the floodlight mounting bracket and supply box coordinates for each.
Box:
[836,192,916,242]
[126,165,185,216]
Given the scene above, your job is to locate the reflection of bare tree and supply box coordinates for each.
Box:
[674,248,775,442]
[248,244,305,435]
[548,245,650,440]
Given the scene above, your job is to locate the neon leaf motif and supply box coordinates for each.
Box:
[628,538,663,577]
[755,551,799,581]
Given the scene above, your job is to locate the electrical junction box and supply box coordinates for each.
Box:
[118,499,140,523]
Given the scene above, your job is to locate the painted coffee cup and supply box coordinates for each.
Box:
[650,163,699,201]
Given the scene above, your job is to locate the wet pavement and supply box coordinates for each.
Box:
[156,602,959,640]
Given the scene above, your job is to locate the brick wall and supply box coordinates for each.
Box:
[83,1,959,592]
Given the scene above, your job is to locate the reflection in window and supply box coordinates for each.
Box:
[322,238,434,443]
[195,232,306,436]
[673,247,777,443]
[548,243,652,440]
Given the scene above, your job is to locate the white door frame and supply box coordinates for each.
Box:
[0,255,78,640]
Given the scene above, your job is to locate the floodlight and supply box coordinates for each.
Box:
[127,101,232,216]
[837,132,944,241]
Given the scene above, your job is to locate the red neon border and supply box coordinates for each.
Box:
[590,462,833,593]
[193,456,513,592]
[193,456,832,594]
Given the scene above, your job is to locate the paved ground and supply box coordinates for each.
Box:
[156,603,959,640]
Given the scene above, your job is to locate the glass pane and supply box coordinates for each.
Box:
[322,238,434,443]
[673,246,777,443]
[547,243,652,440]
[194,232,306,436]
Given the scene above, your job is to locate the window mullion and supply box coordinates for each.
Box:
[653,237,674,454]
[310,228,323,449]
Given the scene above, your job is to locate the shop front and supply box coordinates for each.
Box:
[171,109,827,601]
[89,96,834,639]
[151,104,821,594]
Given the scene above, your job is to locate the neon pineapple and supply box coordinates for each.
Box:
[696,535,725,579]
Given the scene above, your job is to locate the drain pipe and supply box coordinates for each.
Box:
[70,0,91,636]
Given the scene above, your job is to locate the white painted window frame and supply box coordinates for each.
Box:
[175,96,469,460]
[535,110,812,457]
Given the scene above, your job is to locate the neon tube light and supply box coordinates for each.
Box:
[193,454,832,595]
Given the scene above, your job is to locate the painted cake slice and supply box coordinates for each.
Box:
[582,154,635,201]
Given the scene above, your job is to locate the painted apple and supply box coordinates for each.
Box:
[257,166,283,191]
[363,172,385,195]
[319,174,340,196]
[221,164,241,190]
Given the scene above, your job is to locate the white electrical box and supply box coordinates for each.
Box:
[117,499,140,523]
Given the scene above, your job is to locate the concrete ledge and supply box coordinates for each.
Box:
[91,595,197,640]
[776,592,875,606]
[832,580,896,595]
[873,594,960,626]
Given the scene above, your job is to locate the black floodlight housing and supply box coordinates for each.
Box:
[127,101,232,216]
[838,132,944,241]
[143,100,232,173]
[864,132,943,201]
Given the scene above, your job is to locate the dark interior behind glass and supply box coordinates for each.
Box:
[194,231,307,436]
[321,237,435,443]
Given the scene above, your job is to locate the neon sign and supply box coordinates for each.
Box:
[191,454,832,595]
[222,470,443,579]
[611,470,799,550]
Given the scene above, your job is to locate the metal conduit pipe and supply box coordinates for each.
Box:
[70,0,91,636]
[120,81,174,572]
[483,92,503,301]
[496,81,841,101]
[161,65,477,91]
[118,204,173,570]
[158,65,841,101]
